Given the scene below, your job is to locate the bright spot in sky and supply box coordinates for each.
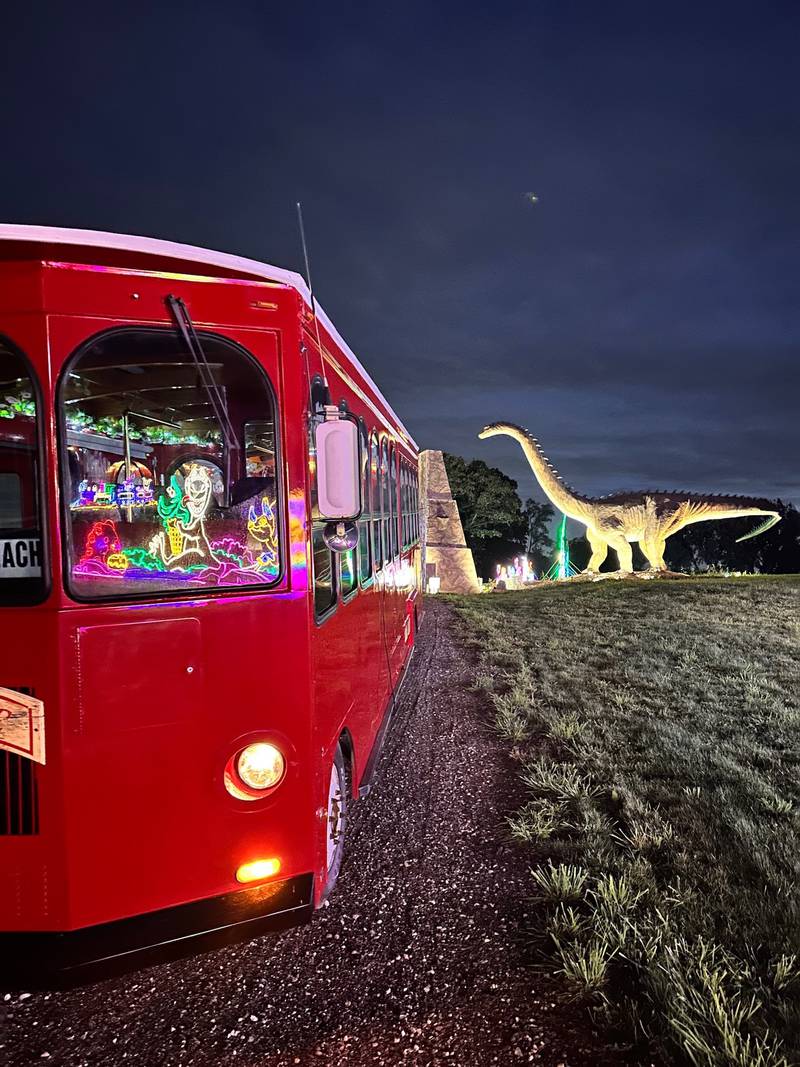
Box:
[525,192,538,204]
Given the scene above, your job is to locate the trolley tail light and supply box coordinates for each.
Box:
[236,858,281,884]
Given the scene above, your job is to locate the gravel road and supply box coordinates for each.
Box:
[2,601,625,1066]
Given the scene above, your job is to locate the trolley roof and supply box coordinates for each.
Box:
[0,223,416,449]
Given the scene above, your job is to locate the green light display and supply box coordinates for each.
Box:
[544,514,579,581]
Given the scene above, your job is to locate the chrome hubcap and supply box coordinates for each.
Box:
[326,762,343,871]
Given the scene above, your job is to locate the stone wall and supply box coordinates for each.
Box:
[420,450,481,594]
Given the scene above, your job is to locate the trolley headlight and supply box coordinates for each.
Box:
[224,741,286,801]
[236,743,285,791]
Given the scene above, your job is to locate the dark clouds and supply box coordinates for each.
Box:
[2,1,798,503]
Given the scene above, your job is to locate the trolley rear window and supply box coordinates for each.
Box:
[0,340,45,603]
[60,328,282,600]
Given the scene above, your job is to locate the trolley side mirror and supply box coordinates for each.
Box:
[315,417,361,521]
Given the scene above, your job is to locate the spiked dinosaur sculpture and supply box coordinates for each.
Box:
[479,423,781,575]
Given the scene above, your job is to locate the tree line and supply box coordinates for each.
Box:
[442,453,800,579]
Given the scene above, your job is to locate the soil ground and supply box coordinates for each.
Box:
[1,601,630,1067]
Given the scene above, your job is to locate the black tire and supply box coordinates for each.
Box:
[320,745,348,903]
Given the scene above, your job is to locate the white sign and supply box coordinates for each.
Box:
[0,537,42,578]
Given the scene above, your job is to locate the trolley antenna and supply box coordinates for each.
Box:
[296,202,328,390]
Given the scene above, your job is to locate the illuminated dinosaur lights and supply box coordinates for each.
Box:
[479,423,781,575]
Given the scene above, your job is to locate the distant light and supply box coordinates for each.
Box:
[236,858,281,883]
[524,192,539,204]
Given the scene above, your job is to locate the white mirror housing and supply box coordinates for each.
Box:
[315,418,361,520]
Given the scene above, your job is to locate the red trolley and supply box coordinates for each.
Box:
[0,225,421,986]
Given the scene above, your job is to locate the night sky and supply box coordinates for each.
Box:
[3,2,798,506]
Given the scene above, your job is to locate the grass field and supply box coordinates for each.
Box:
[449,576,800,1067]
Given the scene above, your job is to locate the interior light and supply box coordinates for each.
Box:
[236,857,281,883]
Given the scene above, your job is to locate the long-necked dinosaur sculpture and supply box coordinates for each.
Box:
[479,422,781,574]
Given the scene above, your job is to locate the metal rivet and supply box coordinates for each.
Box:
[186,666,194,674]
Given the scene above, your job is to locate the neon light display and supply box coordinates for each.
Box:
[73,463,279,588]
[544,514,579,581]
[72,478,155,510]
[247,495,279,572]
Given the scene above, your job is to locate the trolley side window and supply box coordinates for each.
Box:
[312,526,336,616]
[308,380,337,618]
[339,547,357,599]
[358,423,372,586]
[384,439,392,567]
[401,462,409,549]
[412,466,420,542]
[370,434,381,570]
[0,340,46,602]
[413,467,420,546]
[389,444,398,559]
[60,328,281,600]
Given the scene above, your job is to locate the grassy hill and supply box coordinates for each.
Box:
[449,576,800,1067]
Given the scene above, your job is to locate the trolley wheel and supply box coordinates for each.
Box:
[321,744,348,902]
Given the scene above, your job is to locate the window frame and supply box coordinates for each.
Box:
[379,437,390,568]
[370,432,381,572]
[402,460,410,549]
[312,521,338,619]
[401,463,407,550]
[388,442,398,560]
[416,467,422,542]
[57,325,285,606]
[332,399,360,608]
[407,463,413,546]
[0,335,50,606]
[408,464,417,545]
[307,376,339,623]
[338,546,358,603]
[358,420,373,588]
[387,442,393,561]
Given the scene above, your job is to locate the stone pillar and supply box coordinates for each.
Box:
[420,450,481,594]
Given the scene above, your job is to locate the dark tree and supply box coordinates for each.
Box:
[568,535,591,572]
[523,498,555,571]
[664,500,800,574]
[443,453,527,578]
